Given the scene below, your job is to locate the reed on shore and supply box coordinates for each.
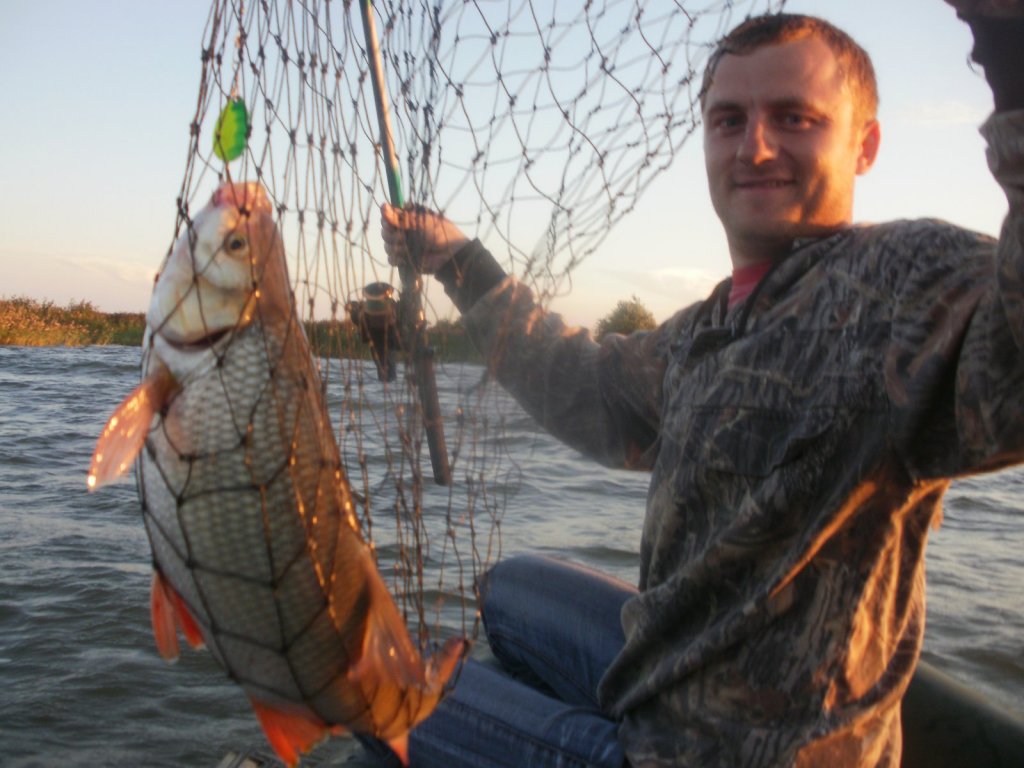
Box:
[0,296,480,363]
[0,297,145,347]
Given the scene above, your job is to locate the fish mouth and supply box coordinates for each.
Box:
[160,326,234,351]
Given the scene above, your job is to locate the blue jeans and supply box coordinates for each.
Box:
[361,554,635,767]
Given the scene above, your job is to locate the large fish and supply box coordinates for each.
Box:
[88,182,463,765]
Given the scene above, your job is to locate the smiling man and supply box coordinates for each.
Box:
[701,23,881,268]
[374,4,1024,767]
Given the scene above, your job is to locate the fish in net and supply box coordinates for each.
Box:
[89,0,785,763]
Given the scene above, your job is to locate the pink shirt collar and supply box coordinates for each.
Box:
[728,261,773,309]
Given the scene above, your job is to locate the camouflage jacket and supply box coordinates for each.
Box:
[436,107,1024,768]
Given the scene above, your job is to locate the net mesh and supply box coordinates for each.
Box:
[167,0,786,651]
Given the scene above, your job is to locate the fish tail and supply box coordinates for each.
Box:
[424,636,466,693]
[388,733,410,766]
[387,636,467,740]
[347,549,467,737]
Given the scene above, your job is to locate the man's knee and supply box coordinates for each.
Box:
[478,553,556,621]
[477,557,544,618]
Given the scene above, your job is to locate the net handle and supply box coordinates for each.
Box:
[360,0,452,487]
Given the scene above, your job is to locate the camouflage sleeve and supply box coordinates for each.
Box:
[887,108,1024,478]
[436,240,687,470]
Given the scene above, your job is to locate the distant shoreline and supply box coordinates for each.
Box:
[0,297,145,347]
[0,296,480,363]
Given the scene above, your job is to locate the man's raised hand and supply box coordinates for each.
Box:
[380,204,469,274]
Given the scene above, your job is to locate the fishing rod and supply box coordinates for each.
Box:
[359,0,452,487]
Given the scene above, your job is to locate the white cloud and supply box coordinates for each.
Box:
[57,255,158,289]
[889,100,989,127]
[604,265,724,304]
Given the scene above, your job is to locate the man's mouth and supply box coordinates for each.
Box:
[733,179,794,189]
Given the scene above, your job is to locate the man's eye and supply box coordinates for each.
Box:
[715,115,743,131]
[780,113,813,129]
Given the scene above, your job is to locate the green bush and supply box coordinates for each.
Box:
[594,296,656,340]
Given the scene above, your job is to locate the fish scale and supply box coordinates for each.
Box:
[142,318,363,698]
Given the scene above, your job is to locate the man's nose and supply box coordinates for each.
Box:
[737,119,777,164]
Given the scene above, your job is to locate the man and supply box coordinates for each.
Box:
[376,4,1024,766]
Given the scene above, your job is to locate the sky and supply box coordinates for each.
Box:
[0,0,1008,330]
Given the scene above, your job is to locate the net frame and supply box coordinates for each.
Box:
[164,0,788,651]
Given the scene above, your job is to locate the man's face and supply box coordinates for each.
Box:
[702,35,880,266]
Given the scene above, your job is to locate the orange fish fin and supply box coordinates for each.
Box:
[250,698,329,768]
[150,571,181,661]
[150,571,205,659]
[387,733,410,766]
[169,584,205,650]
[348,550,424,688]
[87,366,177,491]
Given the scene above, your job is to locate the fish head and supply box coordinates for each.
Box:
[147,182,292,375]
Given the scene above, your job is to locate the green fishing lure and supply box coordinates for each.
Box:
[213,99,249,162]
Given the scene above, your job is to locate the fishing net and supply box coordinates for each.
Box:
[166,0,786,655]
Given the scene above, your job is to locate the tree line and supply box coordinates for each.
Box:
[2,294,658,351]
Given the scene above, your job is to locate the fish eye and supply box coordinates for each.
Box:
[225,235,247,253]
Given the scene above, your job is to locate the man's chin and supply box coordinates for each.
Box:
[730,220,801,244]
[730,216,849,245]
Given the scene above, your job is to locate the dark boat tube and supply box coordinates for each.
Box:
[902,660,1024,767]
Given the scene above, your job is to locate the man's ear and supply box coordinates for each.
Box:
[856,119,881,175]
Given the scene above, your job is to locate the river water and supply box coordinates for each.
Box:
[1,344,1021,766]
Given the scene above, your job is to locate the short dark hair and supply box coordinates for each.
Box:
[700,14,879,123]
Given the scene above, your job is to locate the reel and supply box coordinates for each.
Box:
[347,282,402,382]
